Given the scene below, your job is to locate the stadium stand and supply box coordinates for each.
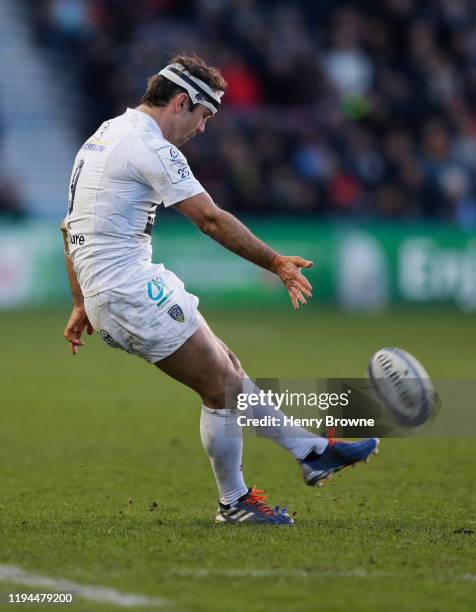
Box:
[0,0,80,216]
[17,0,476,223]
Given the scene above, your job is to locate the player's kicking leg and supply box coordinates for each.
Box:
[199,314,379,489]
[156,314,378,524]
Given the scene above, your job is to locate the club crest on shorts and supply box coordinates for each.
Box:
[168,304,185,323]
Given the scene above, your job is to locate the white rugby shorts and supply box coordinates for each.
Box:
[84,264,201,362]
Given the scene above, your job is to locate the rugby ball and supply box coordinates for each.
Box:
[368,347,435,427]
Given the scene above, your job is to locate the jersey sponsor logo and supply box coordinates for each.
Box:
[156,145,191,184]
[147,278,174,307]
[69,233,85,246]
[81,142,106,152]
[98,329,114,345]
[167,304,185,323]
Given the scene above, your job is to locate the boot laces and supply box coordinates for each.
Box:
[327,426,338,447]
[245,486,274,516]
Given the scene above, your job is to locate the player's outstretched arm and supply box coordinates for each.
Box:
[60,222,93,354]
[176,193,313,309]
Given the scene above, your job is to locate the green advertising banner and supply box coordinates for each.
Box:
[0,219,475,310]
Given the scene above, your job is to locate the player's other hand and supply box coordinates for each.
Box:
[271,255,313,309]
[64,305,94,355]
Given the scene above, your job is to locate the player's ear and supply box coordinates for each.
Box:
[175,92,189,113]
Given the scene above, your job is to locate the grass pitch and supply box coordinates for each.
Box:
[0,308,474,611]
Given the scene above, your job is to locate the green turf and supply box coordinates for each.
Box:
[0,308,474,611]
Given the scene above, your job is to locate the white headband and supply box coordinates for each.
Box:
[158,63,224,114]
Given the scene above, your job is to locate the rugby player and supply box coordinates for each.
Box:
[61,53,378,525]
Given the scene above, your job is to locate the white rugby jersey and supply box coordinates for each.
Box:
[65,108,205,297]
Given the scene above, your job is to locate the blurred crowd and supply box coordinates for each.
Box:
[0,113,25,218]
[23,0,476,223]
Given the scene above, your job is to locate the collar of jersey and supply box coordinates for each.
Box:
[126,108,164,137]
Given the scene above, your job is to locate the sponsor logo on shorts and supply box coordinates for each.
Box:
[147,278,174,307]
[168,304,185,323]
[98,329,114,345]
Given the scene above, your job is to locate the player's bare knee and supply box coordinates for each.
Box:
[202,368,241,410]
[228,350,244,377]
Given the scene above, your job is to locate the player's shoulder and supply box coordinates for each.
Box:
[121,108,189,162]
[94,111,133,136]
[96,109,157,144]
[134,129,190,168]
[136,135,192,184]
[78,112,135,153]
[136,129,185,160]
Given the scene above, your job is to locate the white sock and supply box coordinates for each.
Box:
[241,378,328,460]
[200,405,248,506]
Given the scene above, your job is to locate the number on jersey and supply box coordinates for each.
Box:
[68,159,85,215]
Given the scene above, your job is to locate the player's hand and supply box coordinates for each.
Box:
[64,305,94,355]
[271,255,313,310]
